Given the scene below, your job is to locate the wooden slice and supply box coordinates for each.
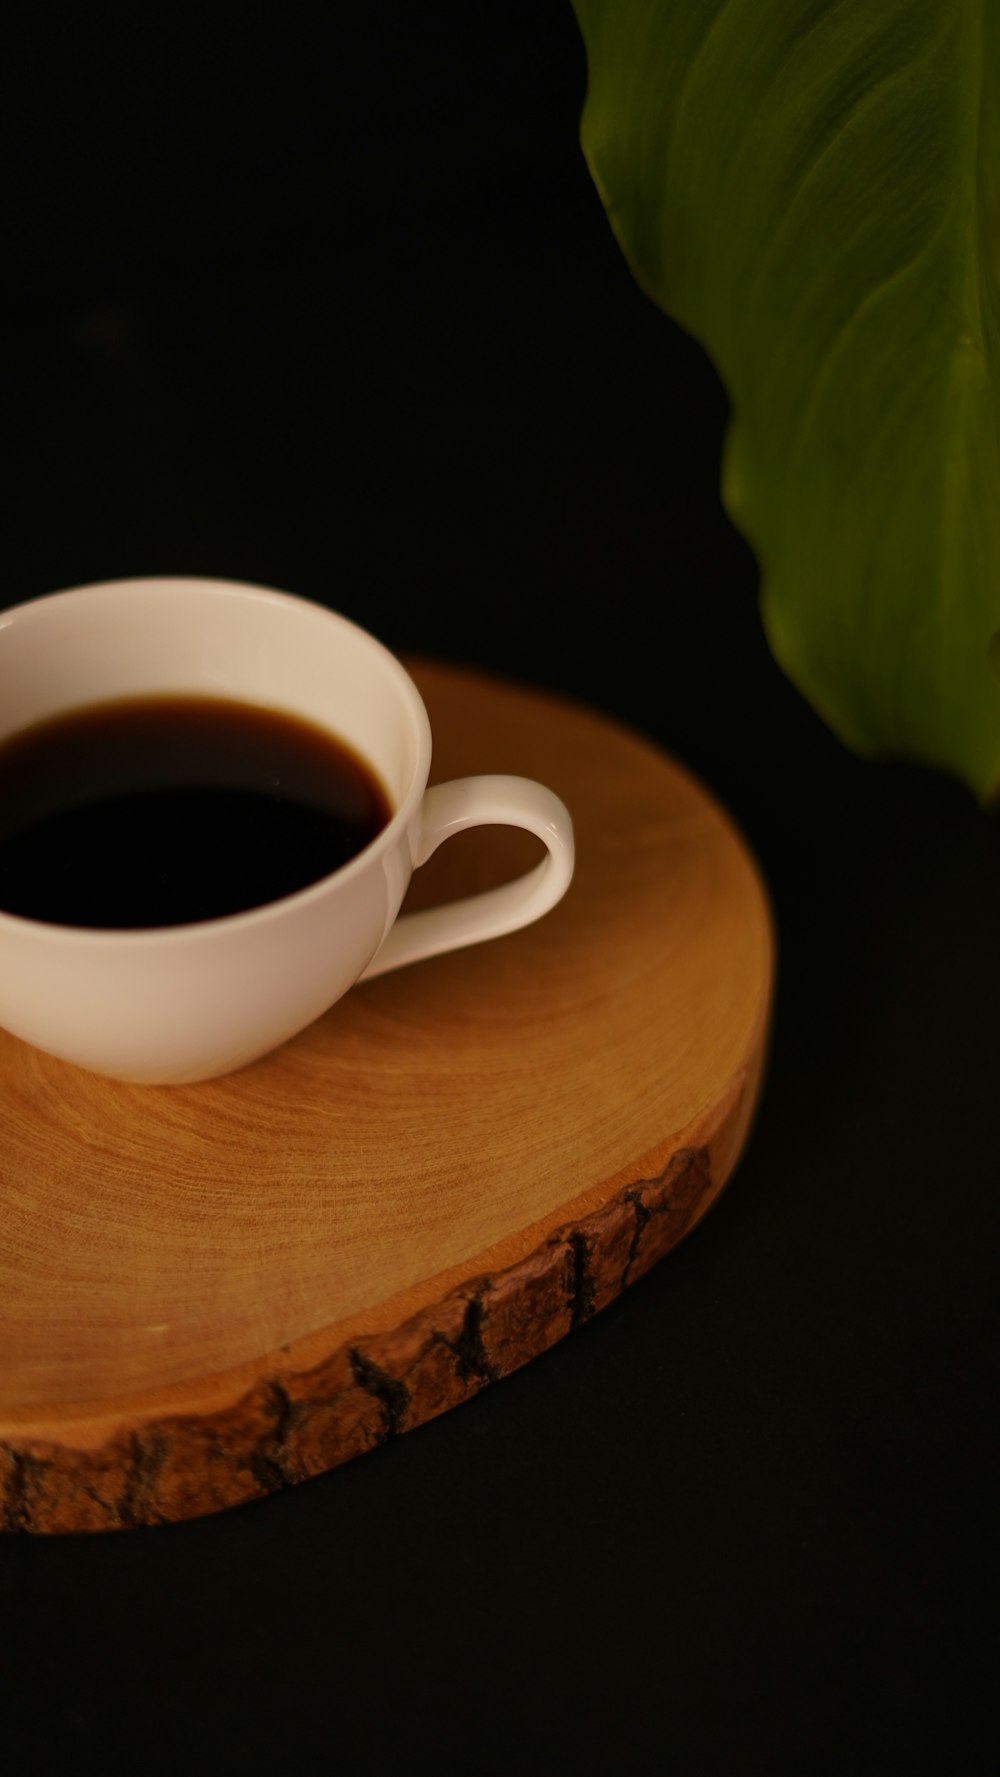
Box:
[0,662,774,1532]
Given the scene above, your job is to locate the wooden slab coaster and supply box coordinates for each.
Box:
[0,661,774,1532]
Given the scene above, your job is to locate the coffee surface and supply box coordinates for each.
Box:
[0,696,393,928]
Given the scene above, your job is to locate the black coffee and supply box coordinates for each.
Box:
[0,695,393,929]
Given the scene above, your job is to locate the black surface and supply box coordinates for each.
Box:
[2,6,996,1772]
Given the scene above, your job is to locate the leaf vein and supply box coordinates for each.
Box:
[782,221,949,472]
[744,21,951,334]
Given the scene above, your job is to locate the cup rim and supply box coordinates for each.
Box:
[0,575,433,946]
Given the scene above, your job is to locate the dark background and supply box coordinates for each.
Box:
[2,4,995,1771]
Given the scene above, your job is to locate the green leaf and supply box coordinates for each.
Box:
[571,0,1000,799]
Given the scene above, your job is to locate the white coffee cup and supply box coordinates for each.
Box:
[0,578,574,1082]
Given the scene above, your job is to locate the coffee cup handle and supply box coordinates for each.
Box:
[359,775,574,980]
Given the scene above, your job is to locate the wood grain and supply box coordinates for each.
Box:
[0,661,774,1531]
